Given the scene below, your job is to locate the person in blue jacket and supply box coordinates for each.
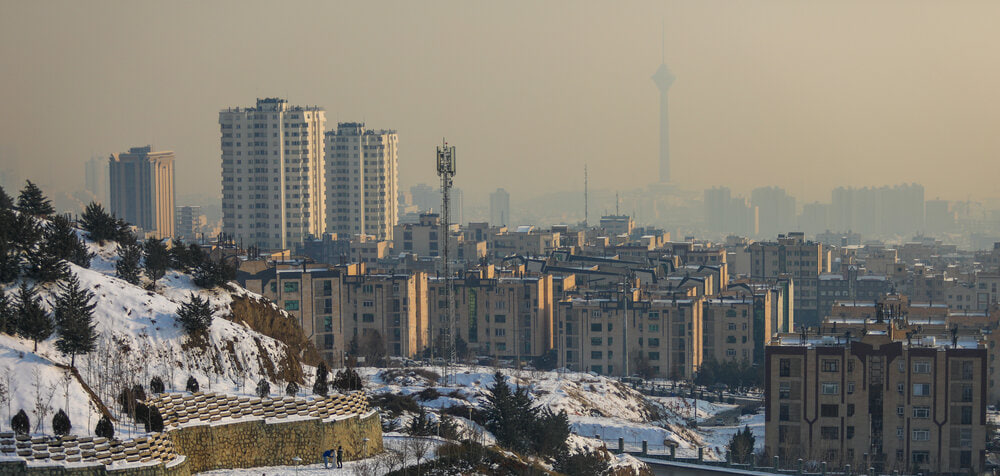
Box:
[322,448,335,469]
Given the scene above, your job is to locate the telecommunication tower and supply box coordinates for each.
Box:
[436,139,457,376]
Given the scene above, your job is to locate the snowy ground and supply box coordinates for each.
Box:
[360,365,764,463]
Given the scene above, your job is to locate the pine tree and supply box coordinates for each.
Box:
[185,376,199,393]
[147,406,164,432]
[52,409,72,436]
[143,238,169,287]
[11,409,29,436]
[16,283,53,352]
[45,215,93,268]
[176,293,213,334]
[0,238,18,284]
[534,408,570,457]
[54,274,98,367]
[193,257,236,288]
[16,180,54,216]
[332,367,363,391]
[483,371,539,454]
[150,376,165,394]
[24,239,69,283]
[727,425,756,464]
[285,381,299,396]
[79,202,119,243]
[95,414,114,439]
[313,361,330,397]
[9,211,42,254]
[0,184,12,209]
[0,287,14,334]
[407,406,435,436]
[256,378,271,398]
[115,234,143,285]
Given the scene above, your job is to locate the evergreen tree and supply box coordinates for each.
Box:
[407,406,436,436]
[24,242,69,283]
[0,184,12,209]
[534,408,570,457]
[176,293,213,334]
[95,414,114,439]
[0,238,18,284]
[332,367,363,391]
[285,381,299,396]
[143,239,169,287]
[185,376,199,393]
[16,181,54,216]
[312,361,329,397]
[11,409,29,436]
[52,409,72,436]
[0,287,14,334]
[147,406,164,432]
[54,275,98,367]
[727,425,756,464]
[193,257,237,288]
[150,376,165,394]
[16,283,53,352]
[45,215,92,267]
[256,378,271,398]
[115,234,143,285]
[9,211,42,254]
[79,202,121,243]
[483,371,538,453]
[553,448,610,476]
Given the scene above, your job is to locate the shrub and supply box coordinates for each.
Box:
[95,415,114,439]
[150,376,165,394]
[285,381,299,396]
[332,367,363,391]
[185,376,199,393]
[312,361,329,397]
[52,409,71,436]
[146,407,164,432]
[371,393,419,417]
[11,409,29,436]
[256,378,271,398]
[417,387,441,402]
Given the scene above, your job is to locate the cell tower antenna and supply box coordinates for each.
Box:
[584,164,589,227]
[436,138,457,383]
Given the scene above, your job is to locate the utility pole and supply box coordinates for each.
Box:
[437,139,457,384]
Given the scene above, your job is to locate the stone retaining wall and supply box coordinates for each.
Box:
[0,410,381,476]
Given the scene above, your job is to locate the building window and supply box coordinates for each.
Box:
[648,338,660,348]
[896,427,904,440]
[913,361,931,374]
[962,361,974,380]
[591,351,603,359]
[961,384,973,402]
[284,281,299,292]
[960,450,972,469]
[961,406,973,425]
[779,404,790,421]
[362,314,374,323]
[911,429,930,441]
[897,406,904,417]
[912,383,931,396]
[779,382,790,399]
[779,359,791,377]
[495,314,507,323]
[591,323,602,332]
[898,383,905,394]
[912,407,930,418]
[847,404,855,416]
[847,382,855,394]
[820,427,838,440]
[846,426,854,440]
[591,337,603,346]
[284,300,299,311]
[820,404,838,417]
[821,382,839,395]
[822,360,839,372]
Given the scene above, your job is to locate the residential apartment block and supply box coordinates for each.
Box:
[220,98,326,251]
[324,123,398,240]
[750,232,829,326]
[765,333,986,474]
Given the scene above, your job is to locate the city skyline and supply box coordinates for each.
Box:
[2,1,1000,206]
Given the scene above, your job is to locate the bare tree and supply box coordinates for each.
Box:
[31,368,57,433]
[408,436,433,470]
[61,369,73,416]
[0,366,9,428]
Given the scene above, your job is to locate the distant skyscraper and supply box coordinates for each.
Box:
[219,98,325,251]
[490,188,510,227]
[109,146,175,239]
[751,186,796,238]
[410,183,437,212]
[84,156,108,205]
[652,60,676,183]
[324,122,399,240]
[175,205,204,242]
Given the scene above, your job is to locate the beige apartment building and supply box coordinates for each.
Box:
[220,98,325,251]
[393,213,486,263]
[557,294,703,379]
[427,270,555,361]
[750,232,829,326]
[341,272,429,359]
[324,122,399,240]
[702,296,771,365]
[765,333,986,474]
[109,145,175,239]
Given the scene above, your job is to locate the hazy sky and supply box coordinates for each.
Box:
[2,0,999,206]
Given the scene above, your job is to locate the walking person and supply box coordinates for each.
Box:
[336,445,344,468]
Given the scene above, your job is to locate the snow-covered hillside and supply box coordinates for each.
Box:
[0,233,318,438]
[361,365,763,463]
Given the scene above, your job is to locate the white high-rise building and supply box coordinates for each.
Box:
[324,122,398,240]
[219,98,325,251]
[489,188,510,226]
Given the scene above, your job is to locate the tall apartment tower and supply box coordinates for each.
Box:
[324,122,399,240]
[84,156,108,205]
[489,188,510,226]
[109,146,175,239]
[219,98,325,251]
